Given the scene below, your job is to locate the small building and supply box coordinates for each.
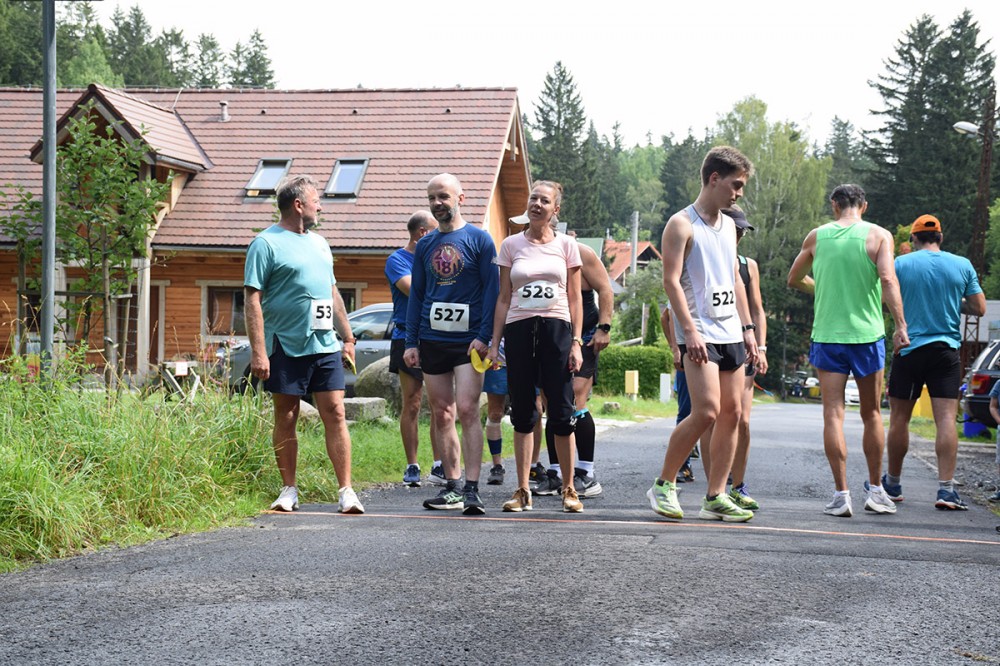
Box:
[0,84,531,378]
[603,239,661,289]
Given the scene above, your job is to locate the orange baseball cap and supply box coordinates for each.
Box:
[911,214,942,234]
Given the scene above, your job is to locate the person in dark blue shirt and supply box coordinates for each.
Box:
[404,173,499,514]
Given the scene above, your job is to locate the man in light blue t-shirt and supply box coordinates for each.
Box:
[886,214,985,511]
[245,175,364,515]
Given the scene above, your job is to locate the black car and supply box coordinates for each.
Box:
[960,339,1000,428]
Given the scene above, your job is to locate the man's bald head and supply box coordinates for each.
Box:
[427,173,465,226]
[407,209,437,241]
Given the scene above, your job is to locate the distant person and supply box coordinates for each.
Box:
[385,210,440,487]
[885,214,985,510]
[404,174,498,515]
[788,184,908,518]
[244,175,364,514]
[989,382,1000,503]
[534,229,614,498]
[648,146,758,523]
[488,180,584,513]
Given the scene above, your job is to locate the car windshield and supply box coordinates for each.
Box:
[349,309,390,341]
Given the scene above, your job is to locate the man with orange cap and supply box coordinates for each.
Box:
[885,214,985,510]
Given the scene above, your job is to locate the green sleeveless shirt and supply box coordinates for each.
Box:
[811,221,885,344]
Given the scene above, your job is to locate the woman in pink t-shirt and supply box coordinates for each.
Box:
[487,181,584,513]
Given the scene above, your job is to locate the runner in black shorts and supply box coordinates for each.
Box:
[404,174,498,515]
[536,235,614,499]
[885,213,985,510]
[385,210,439,487]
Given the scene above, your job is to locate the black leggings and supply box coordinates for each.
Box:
[504,316,576,436]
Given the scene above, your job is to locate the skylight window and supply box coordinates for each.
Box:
[324,159,368,199]
[245,158,291,196]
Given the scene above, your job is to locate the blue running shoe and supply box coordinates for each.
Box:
[881,473,903,502]
[934,488,968,511]
[403,463,421,487]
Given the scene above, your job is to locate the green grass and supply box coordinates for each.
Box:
[903,416,996,444]
[0,350,735,575]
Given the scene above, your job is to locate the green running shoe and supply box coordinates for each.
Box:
[647,480,683,519]
[728,483,760,511]
[700,493,754,522]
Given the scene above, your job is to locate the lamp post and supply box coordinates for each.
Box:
[952,85,996,368]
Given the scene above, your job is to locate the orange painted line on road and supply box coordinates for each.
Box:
[264,510,1000,547]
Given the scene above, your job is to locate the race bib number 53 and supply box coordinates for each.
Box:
[312,298,334,330]
[430,302,470,332]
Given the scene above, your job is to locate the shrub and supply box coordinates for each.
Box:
[594,345,673,399]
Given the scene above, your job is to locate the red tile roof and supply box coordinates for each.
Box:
[1,86,526,251]
[604,239,662,281]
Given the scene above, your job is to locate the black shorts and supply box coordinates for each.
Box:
[263,336,345,395]
[418,339,472,375]
[888,343,961,400]
[389,338,423,380]
[679,341,746,372]
[577,341,598,380]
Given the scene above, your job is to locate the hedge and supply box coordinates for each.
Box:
[594,345,673,398]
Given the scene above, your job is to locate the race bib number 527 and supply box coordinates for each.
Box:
[430,302,470,332]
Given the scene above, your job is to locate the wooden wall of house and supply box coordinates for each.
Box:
[0,251,23,356]
[0,249,397,363]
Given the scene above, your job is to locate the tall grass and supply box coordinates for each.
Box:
[0,354,278,572]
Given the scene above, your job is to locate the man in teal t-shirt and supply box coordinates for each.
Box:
[244,175,364,516]
[885,214,985,511]
[788,184,909,518]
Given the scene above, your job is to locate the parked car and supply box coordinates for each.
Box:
[960,339,1000,428]
[216,302,394,397]
[844,378,860,405]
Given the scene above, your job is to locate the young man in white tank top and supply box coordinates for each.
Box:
[647,146,759,523]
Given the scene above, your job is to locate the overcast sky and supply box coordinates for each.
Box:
[91,0,1000,147]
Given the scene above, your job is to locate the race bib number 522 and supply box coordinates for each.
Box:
[706,288,736,319]
[430,302,470,332]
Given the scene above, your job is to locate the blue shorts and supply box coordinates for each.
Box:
[263,336,346,395]
[483,365,508,395]
[809,339,885,378]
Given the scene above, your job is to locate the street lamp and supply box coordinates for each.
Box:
[953,86,996,368]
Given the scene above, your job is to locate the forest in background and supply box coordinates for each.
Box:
[2,2,999,379]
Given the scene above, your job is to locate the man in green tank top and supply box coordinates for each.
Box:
[788,184,909,518]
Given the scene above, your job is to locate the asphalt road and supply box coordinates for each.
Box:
[1,403,999,665]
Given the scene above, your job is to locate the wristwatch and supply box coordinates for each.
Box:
[758,345,767,352]
[572,336,584,346]
[597,323,611,333]
[742,323,757,332]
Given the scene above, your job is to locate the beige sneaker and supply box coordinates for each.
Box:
[562,486,583,513]
[502,487,533,512]
[337,486,365,514]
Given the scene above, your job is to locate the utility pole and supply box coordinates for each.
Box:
[41,0,57,379]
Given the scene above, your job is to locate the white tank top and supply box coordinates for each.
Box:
[674,204,743,345]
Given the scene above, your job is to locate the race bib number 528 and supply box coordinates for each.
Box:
[430,302,470,332]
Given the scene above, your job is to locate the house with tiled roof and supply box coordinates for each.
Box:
[0,84,531,376]
[603,239,661,288]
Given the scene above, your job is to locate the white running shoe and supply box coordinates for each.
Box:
[270,485,299,512]
[864,483,897,514]
[338,486,365,514]
[823,492,853,517]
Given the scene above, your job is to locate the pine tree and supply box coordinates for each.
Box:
[0,1,44,85]
[106,6,171,86]
[529,62,589,223]
[867,11,995,256]
[242,29,275,88]
[156,28,193,87]
[193,34,225,88]
[821,117,874,193]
